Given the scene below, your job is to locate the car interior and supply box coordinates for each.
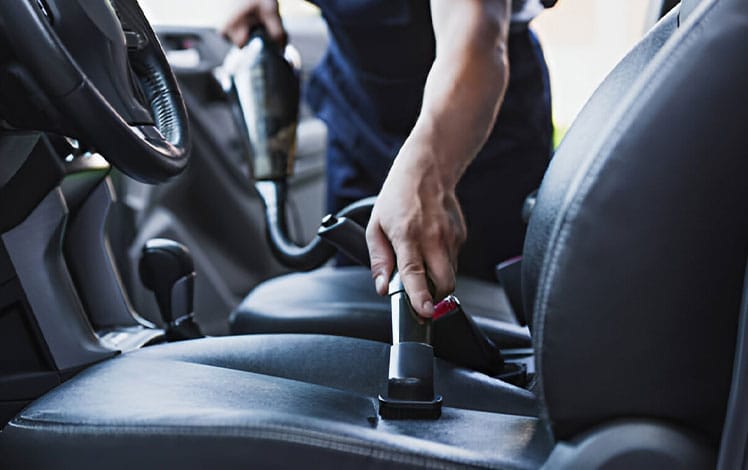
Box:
[0,0,746,468]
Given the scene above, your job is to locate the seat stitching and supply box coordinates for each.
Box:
[8,418,508,470]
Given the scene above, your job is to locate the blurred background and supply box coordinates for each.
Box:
[141,0,667,142]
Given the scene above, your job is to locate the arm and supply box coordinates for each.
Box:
[366,0,511,317]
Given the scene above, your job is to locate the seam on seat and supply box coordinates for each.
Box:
[162,356,383,397]
[248,301,389,312]
[114,354,381,405]
[7,418,504,470]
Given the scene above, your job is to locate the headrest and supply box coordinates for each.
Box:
[524,0,748,443]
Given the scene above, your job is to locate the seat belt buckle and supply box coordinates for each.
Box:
[432,296,506,377]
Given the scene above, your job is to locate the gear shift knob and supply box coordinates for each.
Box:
[139,238,203,341]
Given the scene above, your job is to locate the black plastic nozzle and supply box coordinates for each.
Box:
[378,273,442,420]
[317,214,371,267]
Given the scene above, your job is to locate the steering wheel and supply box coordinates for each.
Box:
[0,0,189,183]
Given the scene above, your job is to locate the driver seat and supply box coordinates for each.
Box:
[2,1,747,467]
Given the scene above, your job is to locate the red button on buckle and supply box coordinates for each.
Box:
[433,295,459,321]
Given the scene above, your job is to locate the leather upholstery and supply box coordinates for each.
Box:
[232,266,531,349]
[525,0,748,442]
[522,8,679,326]
[0,335,549,469]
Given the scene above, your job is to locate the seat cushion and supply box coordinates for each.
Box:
[0,335,550,469]
[231,267,531,349]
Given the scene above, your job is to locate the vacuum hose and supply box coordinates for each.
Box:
[255,179,375,270]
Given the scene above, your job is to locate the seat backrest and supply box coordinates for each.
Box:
[717,264,748,469]
[524,0,748,444]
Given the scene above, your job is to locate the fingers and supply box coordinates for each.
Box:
[222,10,254,47]
[261,6,287,46]
[397,238,456,318]
[366,198,463,317]
[423,246,456,301]
[393,242,435,318]
[366,220,395,296]
[368,220,456,317]
[222,1,286,47]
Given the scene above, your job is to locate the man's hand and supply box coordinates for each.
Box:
[222,0,286,47]
[367,135,467,318]
[367,0,510,317]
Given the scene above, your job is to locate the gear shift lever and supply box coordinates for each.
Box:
[139,238,204,341]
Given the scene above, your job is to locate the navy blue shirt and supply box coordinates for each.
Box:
[306,2,434,177]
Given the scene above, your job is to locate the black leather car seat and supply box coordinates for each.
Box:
[2,1,746,467]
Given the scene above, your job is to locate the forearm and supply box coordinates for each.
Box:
[398,0,510,187]
[367,0,512,316]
